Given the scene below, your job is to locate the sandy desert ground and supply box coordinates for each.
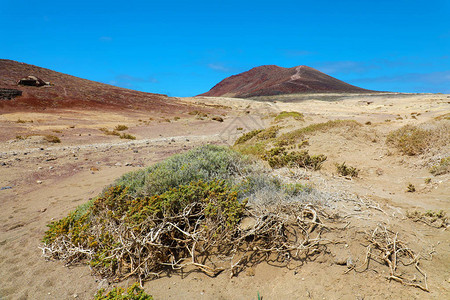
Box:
[0,93,449,299]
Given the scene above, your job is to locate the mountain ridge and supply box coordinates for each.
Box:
[199,65,375,98]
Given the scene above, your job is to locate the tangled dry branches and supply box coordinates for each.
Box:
[351,225,429,292]
[41,200,329,283]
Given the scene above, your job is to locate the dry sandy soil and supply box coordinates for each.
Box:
[0,93,449,299]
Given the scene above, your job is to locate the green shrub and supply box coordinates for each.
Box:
[94,283,153,300]
[335,162,359,177]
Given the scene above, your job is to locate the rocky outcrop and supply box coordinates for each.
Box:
[18,75,48,87]
[0,88,22,100]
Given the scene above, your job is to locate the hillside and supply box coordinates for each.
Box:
[199,65,374,98]
[0,59,178,111]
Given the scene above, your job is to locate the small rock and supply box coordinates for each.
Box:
[125,162,132,166]
[36,180,42,184]
[115,162,122,166]
[73,294,78,298]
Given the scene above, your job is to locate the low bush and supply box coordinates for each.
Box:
[335,162,359,177]
[234,129,263,145]
[114,125,129,131]
[429,157,450,175]
[44,135,61,143]
[94,283,153,300]
[119,133,136,140]
[99,128,120,136]
[274,111,304,122]
[263,147,327,170]
[255,126,280,140]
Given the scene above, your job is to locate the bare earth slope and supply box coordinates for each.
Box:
[0,59,178,111]
[199,65,374,98]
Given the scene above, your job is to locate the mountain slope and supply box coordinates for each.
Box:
[0,59,177,111]
[199,65,374,98]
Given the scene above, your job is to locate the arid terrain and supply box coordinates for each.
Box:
[0,62,449,300]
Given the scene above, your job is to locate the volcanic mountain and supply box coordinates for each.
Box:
[0,59,177,111]
[199,65,374,98]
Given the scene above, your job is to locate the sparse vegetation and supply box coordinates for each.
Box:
[99,128,121,136]
[407,210,447,228]
[114,125,129,131]
[94,283,153,300]
[44,135,61,143]
[274,111,304,122]
[429,157,450,175]
[335,162,359,177]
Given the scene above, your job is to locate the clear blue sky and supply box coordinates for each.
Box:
[1,0,449,96]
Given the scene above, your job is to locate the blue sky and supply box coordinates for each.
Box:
[1,0,449,96]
